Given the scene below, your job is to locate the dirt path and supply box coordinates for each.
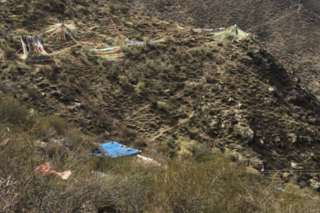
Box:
[125,103,151,120]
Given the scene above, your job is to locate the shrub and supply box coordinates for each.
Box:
[136,82,146,94]
[0,96,28,124]
[166,64,175,73]
[178,148,193,158]
[119,75,128,85]
[133,71,140,79]
[158,72,165,79]
[180,66,187,71]
[77,5,85,12]
[143,36,150,43]
[282,172,289,179]
[180,118,190,126]
[164,136,174,146]
[105,7,111,14]
[155,63,166,73]
[146,59,155,68]
[157,101,168,109]
[106,63,120,79]
[39,115,73,136]
[175,136,190,146]
[131,20,138,26]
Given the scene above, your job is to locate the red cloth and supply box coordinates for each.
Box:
[35,163,71,180]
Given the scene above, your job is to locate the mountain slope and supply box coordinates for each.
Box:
[123,0,320,99]
[1,0,320,192]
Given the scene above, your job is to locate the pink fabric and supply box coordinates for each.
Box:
[35,163,71,180]
[0,138,10,146]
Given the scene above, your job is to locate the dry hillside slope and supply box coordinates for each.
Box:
[1,0,320,191]
[123,0,320,99]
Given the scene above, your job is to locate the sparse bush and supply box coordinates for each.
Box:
[143,36,150,43]
[77,5,85,12]
[158,72,165,79]
[39,115,73,135]
[119,75,128,85]
[157,101,168,109]
[180,118,190,126]
[282,172,289,179]
[105,7,111,14]
[166,64,175,73]
[106,63,120,79]
[136,81,146,94]
[155,63,166,73]
[180,66,187,72]
[154,80,163,90]
[0,96,28,124]
[131,20,138,26]
[146,59,155,68]
[146,93,156,103]
[164,136,174,146]
[133,71,140,79]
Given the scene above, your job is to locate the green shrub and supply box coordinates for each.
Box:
[180,66,187,71]
[175,136,190,146]
[136,82,146,94]
[157,101,168,109]
[105,7,111,14]
[158,72,165,79]
[282,172,289,179]
[119,75,128,85]
[166,64,175,73]
[77,5,85,12]
[164,136,174,145]
[180,119,189,126]
[168,150,175,158]
[131,20,138,26]
[143,37,150,43]
[133,71,140,78]
[146,59,155,68]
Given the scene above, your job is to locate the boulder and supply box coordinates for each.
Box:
[310,179,320,191]
[250,156,263,170]
[233,124,254,143]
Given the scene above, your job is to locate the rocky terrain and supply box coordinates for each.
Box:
[1,0,320,201]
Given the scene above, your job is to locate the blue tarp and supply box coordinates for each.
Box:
[94,142,141,158]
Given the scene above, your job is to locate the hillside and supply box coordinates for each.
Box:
[123,0,320,99]
[1,0,320,212]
